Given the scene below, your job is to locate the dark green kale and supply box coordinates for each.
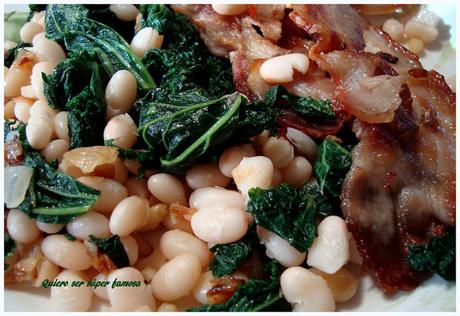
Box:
[43,50,106,148]
[137,89,268,172]
[246,183,318,252]
[89,234,130,268]
[209,225,257,278]
[140,4,233,96]
[45,4,155,90]
[188,260,290,312]
[4,233,16,270]
[267,85,335,119]
[17,152,100,224]
[314,137,352,198]
[298,183,334,217]
[4,42,31,68]
[407,229,455,281]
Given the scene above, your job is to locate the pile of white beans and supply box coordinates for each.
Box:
[5,5,363,312]
[382,8,440,54]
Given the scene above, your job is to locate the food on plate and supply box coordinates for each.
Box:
[3,4,455,312]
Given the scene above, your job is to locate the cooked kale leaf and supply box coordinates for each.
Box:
[247,183,318,252]
[4,233,16,270]
[314,137,352,198]
[17,152,100,224]
[140,4,233,96]
[45,4,155,90]
[44,50,106,148]
[137,88,273,172]
[267,85,335,119]
[210,225,257,278]
[189,260,290,312]
[89,234,130,268]
[407,229,455,281]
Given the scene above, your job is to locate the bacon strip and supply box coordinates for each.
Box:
[289,4,455,292]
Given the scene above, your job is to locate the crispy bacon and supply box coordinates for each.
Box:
[288,4,455,292]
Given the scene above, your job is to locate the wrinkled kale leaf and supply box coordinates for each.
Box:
[247,183,318,252]
[17,152,100,224]
[43,50,106,148]
[4,233,16,270]
[407,229,455,281]
[137,89,272,172]
[314,137,352,198]
[189,260,290,312]
[45,4,155,90]
[210,225,257,278]
[89,234,130,268]
[140,4,233,96]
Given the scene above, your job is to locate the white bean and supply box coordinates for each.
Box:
[232,156,273,200]
[110,196,149,236]
[107,267,155,311]
[109,4,139,22]
[136,247,167,271]
[211,4,247,15]
[260,54,309,83]
[281,156,312,188]
[280,267,335,311]
[131,27,164,58]
[186,163,231,190]
[286,127,317,161]
[51,270,93,311]
[66,212,110,240]
[407,38,424,54]
[20,22,44,44]
[4,40,17,52]
[36,222,64,234]
[405,20,439,43]
[160,229,211,267]
[262,136,294,168]
[257,227,306,268]
[103,114,138,149]
[218,144,256,177]
[92,273,109,300]
[148,173,187,205]
[382,18,404,41]
[32,36,66,66]
[189,187,245,210]
[191,206,248,244]
[307,216,350,274]
[30,11,45,24]
[151,253,201,301]
[271,167,283,186]
[31,62,54,100]
[41,139,69,163]
[41,234,92,270]
[26,115,54,150]
[77,176,128,213]
[14,97,33,123]
[105,70,137,114]
[7,209,41,243]
[30,100,57,118]
[54,111,69,141]
[121,235,139,265]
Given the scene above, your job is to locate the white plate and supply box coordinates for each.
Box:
[3,4,456,312]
